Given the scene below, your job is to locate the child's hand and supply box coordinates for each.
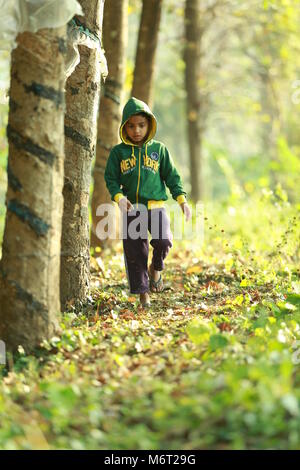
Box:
[180,202,192,222]
[118,197,134,213]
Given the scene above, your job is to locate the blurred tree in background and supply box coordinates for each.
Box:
[131,0,163,107]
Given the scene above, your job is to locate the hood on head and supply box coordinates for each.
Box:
[120,97,157,145]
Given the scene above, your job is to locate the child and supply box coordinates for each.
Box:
[104,97,191,308]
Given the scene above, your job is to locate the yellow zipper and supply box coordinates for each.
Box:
[136,147,141,206]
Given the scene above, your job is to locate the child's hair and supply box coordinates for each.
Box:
[136,112,151,123]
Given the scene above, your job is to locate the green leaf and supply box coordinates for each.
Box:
[285,294,300,310]
[209,334,229,351]
[186,318,218,345]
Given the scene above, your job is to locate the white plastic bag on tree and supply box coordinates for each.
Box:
[0,0,82,100]
[0,0,107,99]
[0,0,83,50]
[66,17,108,79]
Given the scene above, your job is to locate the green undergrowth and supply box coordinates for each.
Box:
[0,190,300,449]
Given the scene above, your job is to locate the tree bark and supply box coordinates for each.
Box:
[90,0,128,251]
[132,0,163,107]
[60,0,104,311]
[0,26,66,353]
[184,0,202,202]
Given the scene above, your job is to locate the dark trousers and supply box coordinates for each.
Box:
[122,207,173,294]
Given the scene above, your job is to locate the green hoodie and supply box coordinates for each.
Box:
[104,97,187,209]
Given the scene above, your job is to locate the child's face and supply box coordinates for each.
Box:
[125,115,149,144]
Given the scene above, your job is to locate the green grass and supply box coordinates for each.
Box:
[0,189,299,449]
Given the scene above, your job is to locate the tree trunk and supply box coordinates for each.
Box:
[60,0,104,311]
[90,0,128,252]
[132,0,163,107]
[184,0,202,202]
[0,26,66,354]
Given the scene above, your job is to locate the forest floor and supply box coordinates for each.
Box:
[0,194,300,449]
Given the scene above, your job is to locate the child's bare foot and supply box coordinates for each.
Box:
[140,292,151,308]
[149,264,164,292]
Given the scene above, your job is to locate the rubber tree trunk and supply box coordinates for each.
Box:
[60,0,104,311]
[131,0,163,107]
[184,0,202,202]
[90,0,128,251]
[0,27,66,354]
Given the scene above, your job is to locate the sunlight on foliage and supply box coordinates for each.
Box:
[1,187,299,449]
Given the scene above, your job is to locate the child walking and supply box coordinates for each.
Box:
[104,97,191,308]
